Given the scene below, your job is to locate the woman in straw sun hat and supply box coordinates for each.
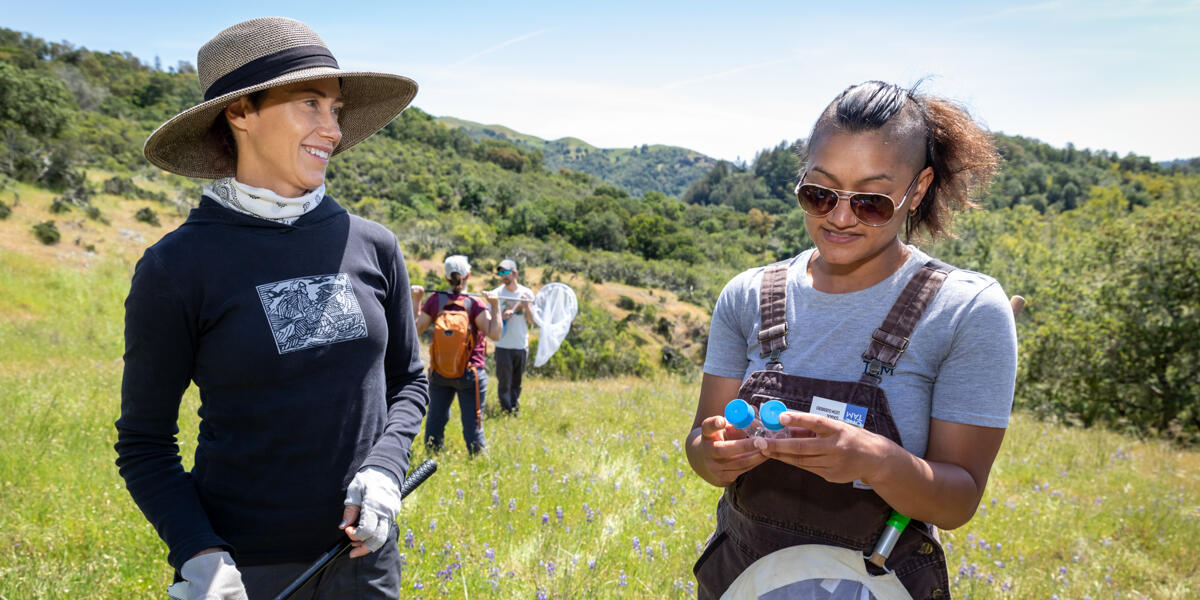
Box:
[115,17,428,599]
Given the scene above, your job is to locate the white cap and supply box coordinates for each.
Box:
[444,255,471,277]
[498,259,518,271]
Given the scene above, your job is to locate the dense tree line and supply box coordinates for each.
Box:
[440,118,717,198]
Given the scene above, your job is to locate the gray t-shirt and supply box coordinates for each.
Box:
[703,246,1017,459]
[493,284,535,350]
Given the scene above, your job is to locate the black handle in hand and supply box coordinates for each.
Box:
[273,459,438,600]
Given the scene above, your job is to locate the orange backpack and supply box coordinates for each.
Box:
[430,293,476,378]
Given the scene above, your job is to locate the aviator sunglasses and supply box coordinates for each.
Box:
[794,169,923,226]
[496,268,513,276]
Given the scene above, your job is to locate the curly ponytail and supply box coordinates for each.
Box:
[805,81,999,241]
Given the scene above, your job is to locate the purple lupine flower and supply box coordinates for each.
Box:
[546,561,556,576]
[456,488,463,500]
[404,529,414,548]
[484,546,495,560]
[542,512,549,525]
[618,570,627,587]
[532,482,539,494]
[556,506,564,521]
[536,589,547,600]
[412,582,424,590]
[632,536,641,552]
[429,519,436,531]
[588,558,597,570]
[508,498,516,511]
[419,542,425,554]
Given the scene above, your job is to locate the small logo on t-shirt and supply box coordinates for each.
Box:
[256,273,368,354]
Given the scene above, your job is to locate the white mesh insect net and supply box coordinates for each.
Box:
[531,283,578,367]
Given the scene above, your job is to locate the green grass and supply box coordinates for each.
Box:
[1,251,1198,599]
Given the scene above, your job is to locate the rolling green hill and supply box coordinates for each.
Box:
[437,116,718,198]
[2,24,1199,442]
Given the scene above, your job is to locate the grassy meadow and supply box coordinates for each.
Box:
[1,185,1198,599]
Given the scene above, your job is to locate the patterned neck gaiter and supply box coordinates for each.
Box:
[202,178,325,225]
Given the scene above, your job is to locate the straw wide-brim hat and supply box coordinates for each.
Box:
[143,16,417,178]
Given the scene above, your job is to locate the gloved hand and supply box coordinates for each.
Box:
[342,466,402,554]
[179,550,248,600]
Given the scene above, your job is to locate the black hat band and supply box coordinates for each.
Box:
[204,45,339,101]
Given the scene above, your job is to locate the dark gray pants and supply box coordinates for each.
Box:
[240,527,400,599]
[494,347,527,413]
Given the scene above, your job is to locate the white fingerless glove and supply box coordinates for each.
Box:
[179,551,248,600]
[343,466,402,552]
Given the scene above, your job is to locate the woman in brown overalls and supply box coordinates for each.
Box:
[686,81,1017,600]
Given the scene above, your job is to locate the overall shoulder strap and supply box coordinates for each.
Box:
[860,259,954,384]
[757,259,793,365]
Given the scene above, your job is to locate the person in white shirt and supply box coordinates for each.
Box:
[491,259,536,415]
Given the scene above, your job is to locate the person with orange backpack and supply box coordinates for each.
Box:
[411,255,501,454]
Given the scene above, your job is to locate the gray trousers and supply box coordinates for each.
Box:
[239,527,400,599]
[494,347,527,413]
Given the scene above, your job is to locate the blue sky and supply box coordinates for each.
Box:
[6,1,1198,162]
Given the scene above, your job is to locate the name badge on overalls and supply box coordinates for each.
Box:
[811,396,873,489]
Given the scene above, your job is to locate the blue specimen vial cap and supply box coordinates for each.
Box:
[724,399,755,430]
[759,400,787,431]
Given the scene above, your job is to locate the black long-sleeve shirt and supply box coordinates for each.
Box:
[114,196,427,569]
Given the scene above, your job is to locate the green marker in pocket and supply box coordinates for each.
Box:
[868,510,910,567]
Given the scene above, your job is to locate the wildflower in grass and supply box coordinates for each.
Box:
[484,546,495,560]
[532,482,539,494]
[404,529,414,548]
[546,561,556,576]
[492,491,500,506]
[509,498,516,511]
[429,519,436,531]
[1000,581,1011,591]
[532,463,538,472]
[536,588,547,600]
[556,506,563,521]
[419,542,425,555]
[542,512,549,525]
[665,516,676,528]
[1059,566,1067,576]
[455,488,463,500]
[413,582,424,590]
[632,536,641,552]
[588,558,597,570]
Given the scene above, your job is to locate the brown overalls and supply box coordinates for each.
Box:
[694,259,955,600]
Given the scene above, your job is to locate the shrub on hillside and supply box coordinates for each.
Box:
[0,199,11,220]
[135,207,160,226]
[32,220,60,244]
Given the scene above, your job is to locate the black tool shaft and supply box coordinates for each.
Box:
[272,459,437,600]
